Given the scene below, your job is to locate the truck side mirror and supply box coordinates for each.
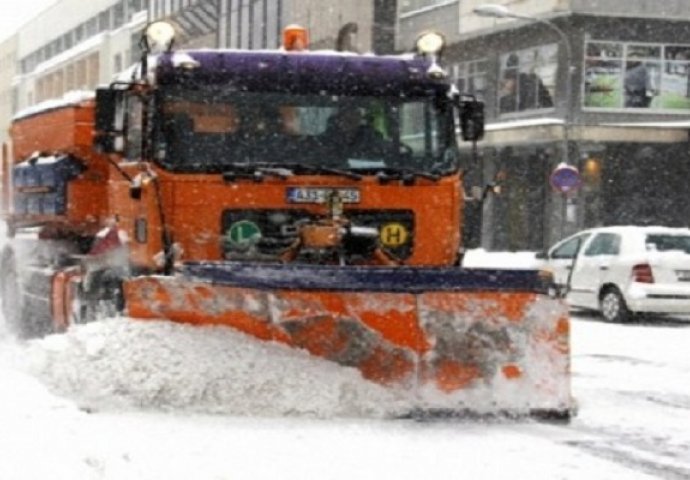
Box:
[459,99,485,142]
[94,88,125,154]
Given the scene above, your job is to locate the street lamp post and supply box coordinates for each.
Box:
[474,4,576,239]
[474,4,573,164]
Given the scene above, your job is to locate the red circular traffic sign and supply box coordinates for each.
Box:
[550,163,582,194]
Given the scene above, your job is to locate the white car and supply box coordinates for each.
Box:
[542,226,690,322]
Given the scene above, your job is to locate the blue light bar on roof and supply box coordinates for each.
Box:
[155,50,449,97]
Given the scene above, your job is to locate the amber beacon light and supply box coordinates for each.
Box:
[283,25,309,51]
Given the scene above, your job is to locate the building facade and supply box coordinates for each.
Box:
[0,34,18,149]
[148,0,397,53]
[12,0,147,114]
[0,0,148,203]
[8,0,688,252]
[399,0,690,250]
[2,0,398,149]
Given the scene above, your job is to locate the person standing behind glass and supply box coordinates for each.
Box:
[624,56,655,108]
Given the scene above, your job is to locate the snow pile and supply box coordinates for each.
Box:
[416,295,571,414]
[19,318,410,418]
[2,312,687,480]
[463,248,543,269]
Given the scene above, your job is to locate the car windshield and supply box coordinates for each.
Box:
[155,87,455,174]
[645,234,690,253]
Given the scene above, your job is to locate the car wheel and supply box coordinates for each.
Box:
[599,287,631,323]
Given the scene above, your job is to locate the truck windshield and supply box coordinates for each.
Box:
[155,87,455,174]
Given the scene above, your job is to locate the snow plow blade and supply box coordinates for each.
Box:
[123,263,572,418]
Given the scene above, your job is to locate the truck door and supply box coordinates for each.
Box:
[569,232,622,309]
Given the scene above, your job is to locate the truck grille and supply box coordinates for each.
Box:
[221,209,414,260]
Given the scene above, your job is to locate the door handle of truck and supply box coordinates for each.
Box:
[599,265,609,271]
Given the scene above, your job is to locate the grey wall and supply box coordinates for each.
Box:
[397,3,460,51]
[571,0,690,18]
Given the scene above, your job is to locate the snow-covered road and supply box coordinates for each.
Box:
[534,315,690,479]
[1,312,689,479]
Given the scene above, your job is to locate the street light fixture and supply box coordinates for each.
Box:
[473,4,513,18]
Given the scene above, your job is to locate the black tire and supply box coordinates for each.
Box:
[74,271,124,324]
[599,287,631,323]
[0,249,53,339]
[1,249,29,338]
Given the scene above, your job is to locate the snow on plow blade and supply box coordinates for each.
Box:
[123,263,572,418]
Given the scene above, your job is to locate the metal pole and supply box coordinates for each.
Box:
[473,7,574,157]
[512,14,572,166]
[560,191,567,239]
[473,6,576,241]
[511,14,574,239]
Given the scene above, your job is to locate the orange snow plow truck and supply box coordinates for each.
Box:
[1,24,573,419]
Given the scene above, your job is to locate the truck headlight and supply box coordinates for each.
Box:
[145,21,176,52]
[416,32,445,56]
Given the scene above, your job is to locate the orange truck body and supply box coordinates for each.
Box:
[6,100,461,269]
[7,101,109,234]
[1,47,573,418]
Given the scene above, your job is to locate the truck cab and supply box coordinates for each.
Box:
[94,29,483,271]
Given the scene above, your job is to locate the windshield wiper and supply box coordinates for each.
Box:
[274,162,362,180]
[221,161,445,184]
[311,165,363,181]
[222,162,292,183]
[375,167,441,185]
[234,162,363,181]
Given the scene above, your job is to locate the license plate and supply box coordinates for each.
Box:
[676,270,690,281]
[286,187,360,204]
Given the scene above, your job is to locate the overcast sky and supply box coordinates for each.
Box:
[0,0,59,42]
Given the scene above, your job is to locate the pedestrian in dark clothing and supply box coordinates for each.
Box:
[499,70,553,113]
[624,60,655,108]
[499,53,553,113]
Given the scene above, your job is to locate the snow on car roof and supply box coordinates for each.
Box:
[573,226,690,243]
[583,225,690,234]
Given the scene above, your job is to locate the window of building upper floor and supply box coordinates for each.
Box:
[584,40,690,112]
[452,59,488,102]
[498,44,558,116]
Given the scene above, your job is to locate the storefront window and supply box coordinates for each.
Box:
[584,40,690,110]
[498,44,557,115]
